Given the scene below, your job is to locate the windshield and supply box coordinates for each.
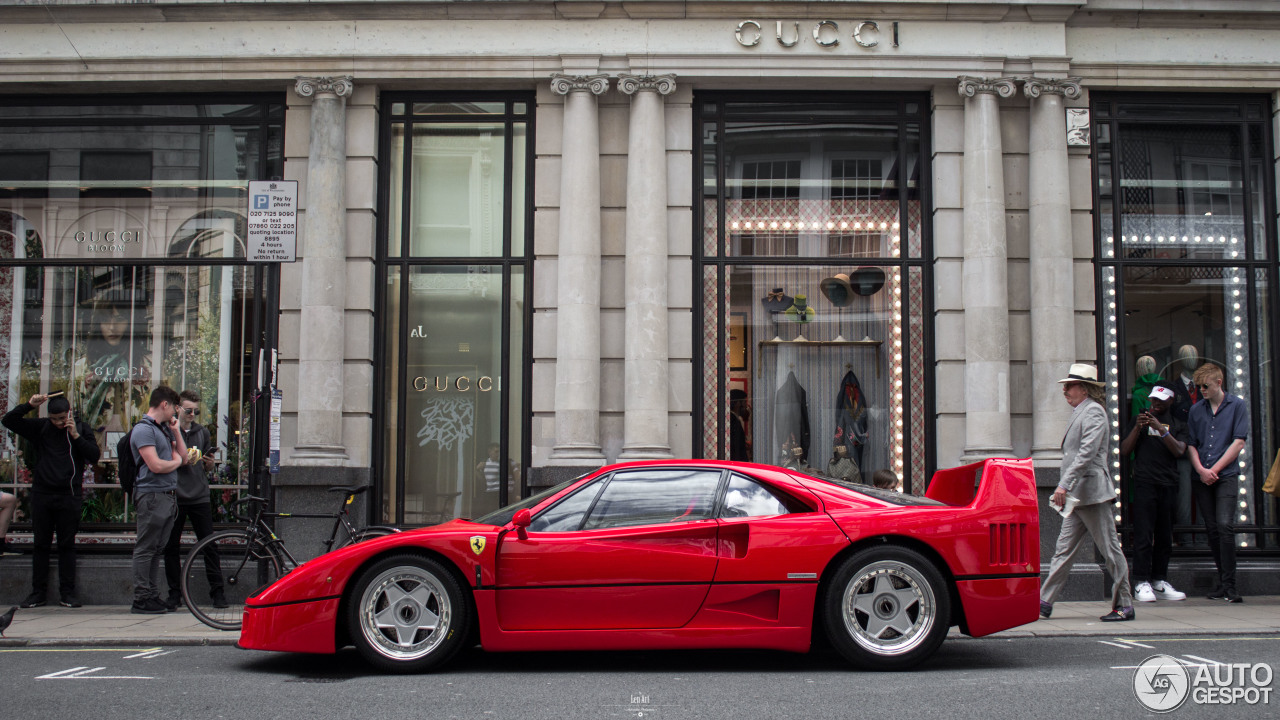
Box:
[472,478,580,526]
[797,470,946,507]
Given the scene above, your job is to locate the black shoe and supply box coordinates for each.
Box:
[160,596,178,612]
[211,589,229,609]
[165,593,184,610]
[130,597,168,615]
[58,594,82,609]
[19,592,46,609]
[1208,586,1230,601]
[1225,589,1243,603]
[1101,606,1136,622]
[1039,601,1053,619]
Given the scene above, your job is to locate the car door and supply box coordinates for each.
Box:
[494,468,723,631]
[713,473,849,584]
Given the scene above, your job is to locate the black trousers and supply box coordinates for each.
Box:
[30,492,81,597]
[1192,477,1238,590]
[1130,482,1177,584]
[163,501,223,598]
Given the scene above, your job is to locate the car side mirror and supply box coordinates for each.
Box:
[512,508,532,528]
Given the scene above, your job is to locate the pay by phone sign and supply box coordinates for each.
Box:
[247,180,298,262]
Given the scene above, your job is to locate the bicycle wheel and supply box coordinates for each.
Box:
[334,525,400,550]
[182,530,283,631]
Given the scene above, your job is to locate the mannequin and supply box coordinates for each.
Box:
[1171,344,1199,546]
[826,445,862,484]
[1130,354,1163,417]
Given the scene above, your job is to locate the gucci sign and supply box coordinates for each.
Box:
[735,20,899,49]
[412,375,499,393]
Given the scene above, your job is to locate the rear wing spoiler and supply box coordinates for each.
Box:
[924,457,1038,510]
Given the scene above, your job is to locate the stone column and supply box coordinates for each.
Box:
[958,76,1017,461]
[548,73,609,466]
[1025,78,1083,466]
[617,74,677,460]
[291,76,352,463]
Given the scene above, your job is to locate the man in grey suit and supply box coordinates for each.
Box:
[1039,363,1135,622]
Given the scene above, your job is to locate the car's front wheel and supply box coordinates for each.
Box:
[823,545,950,670]
[347,554,470,672]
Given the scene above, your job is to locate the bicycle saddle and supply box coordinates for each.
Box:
[327,485,370,495]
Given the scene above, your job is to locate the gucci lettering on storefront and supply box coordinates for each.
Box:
[735,20,900,49]
[412,376,500,393]
[73,230,143,254]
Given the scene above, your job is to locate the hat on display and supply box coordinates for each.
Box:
[850,267,887,296]
[761,288,793,313]
[820,273,855,307]
[784,294,816,323]
[1057,363,1106,387]
[1148,386,1175,402]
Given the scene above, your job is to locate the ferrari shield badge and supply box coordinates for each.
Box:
[469,536,486,555]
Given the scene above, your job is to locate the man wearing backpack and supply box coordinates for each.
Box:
[2,393,101,609]
[129,386,189,614]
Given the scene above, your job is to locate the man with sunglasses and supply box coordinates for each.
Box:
[1186,363,1249,603]
[161,389,224,610]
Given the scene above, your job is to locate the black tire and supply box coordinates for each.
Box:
[334,525,400,550]
[182,530,283,631]
[346,554,470,673]
[822,545,951,671]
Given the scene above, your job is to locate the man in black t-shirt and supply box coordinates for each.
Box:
[1119,385,1189,603]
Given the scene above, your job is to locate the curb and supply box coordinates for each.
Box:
[0,637,240,648]
[953,627,1280,640]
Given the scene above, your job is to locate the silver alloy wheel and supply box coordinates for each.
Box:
[358,566,452,661]
[841,560,936,656]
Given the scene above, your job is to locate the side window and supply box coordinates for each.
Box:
[528,480,603,532]
[582,470,723,531]
[721,474,796,518]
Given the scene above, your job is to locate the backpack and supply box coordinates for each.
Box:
[116,428,138,497]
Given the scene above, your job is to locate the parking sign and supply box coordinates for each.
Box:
[247,180,298,262]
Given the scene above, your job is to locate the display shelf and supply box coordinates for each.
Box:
[756,339,883,378]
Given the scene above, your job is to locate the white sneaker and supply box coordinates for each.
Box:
[1135,582,1157,602]
[1152,581,1187,601]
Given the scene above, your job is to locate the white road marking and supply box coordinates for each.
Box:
[1183,654,1222,666]
[1098,641,1132,649]
[123,648,164,659]
[36,666,153,680]
[1114,639,1156,649]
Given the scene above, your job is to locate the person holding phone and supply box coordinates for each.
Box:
[1119,385,1189,603]
[161,389,225,610]
[2,392,101,608]
[128,386,189,614]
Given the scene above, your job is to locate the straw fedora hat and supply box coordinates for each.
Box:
[1057,363,1106,387]
[819,273,855,307]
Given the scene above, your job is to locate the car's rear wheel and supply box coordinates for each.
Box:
[347,554,470,673]
[823,546,950,670]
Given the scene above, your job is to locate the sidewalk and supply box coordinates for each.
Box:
[1,596,1277,647]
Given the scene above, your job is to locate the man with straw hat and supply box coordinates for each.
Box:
[1039,363,1135,622]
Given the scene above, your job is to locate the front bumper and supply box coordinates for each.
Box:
[238,596,342,654]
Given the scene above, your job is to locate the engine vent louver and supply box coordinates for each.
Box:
[988,522,1028,566]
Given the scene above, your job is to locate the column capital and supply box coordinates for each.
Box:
[617,74,677,96]
[294,76,354,99]
[957,76,1017,99]
[550,73,610,96]
[1023,77,1082,100]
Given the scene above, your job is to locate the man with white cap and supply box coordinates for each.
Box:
[1040,363,1135,622]
[1119,384,1189,603]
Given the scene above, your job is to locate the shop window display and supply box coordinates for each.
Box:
[1094,95,1278,550]
[0,98,281,541]
[699,96,930,493]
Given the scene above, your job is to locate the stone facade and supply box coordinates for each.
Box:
[1,1,1279,601]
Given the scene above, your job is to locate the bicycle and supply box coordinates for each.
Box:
[180,485,399,631]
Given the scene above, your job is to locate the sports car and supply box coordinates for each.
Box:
[239,457,1040,672]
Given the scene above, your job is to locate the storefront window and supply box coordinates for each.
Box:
[698,95,931,493]
[379,96,531,525]
[0,97,281,539]
[1094,95,1277,550]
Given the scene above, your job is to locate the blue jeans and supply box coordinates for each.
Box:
[132,491,177,602]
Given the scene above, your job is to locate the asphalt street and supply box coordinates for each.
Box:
[2,635,1276,719]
